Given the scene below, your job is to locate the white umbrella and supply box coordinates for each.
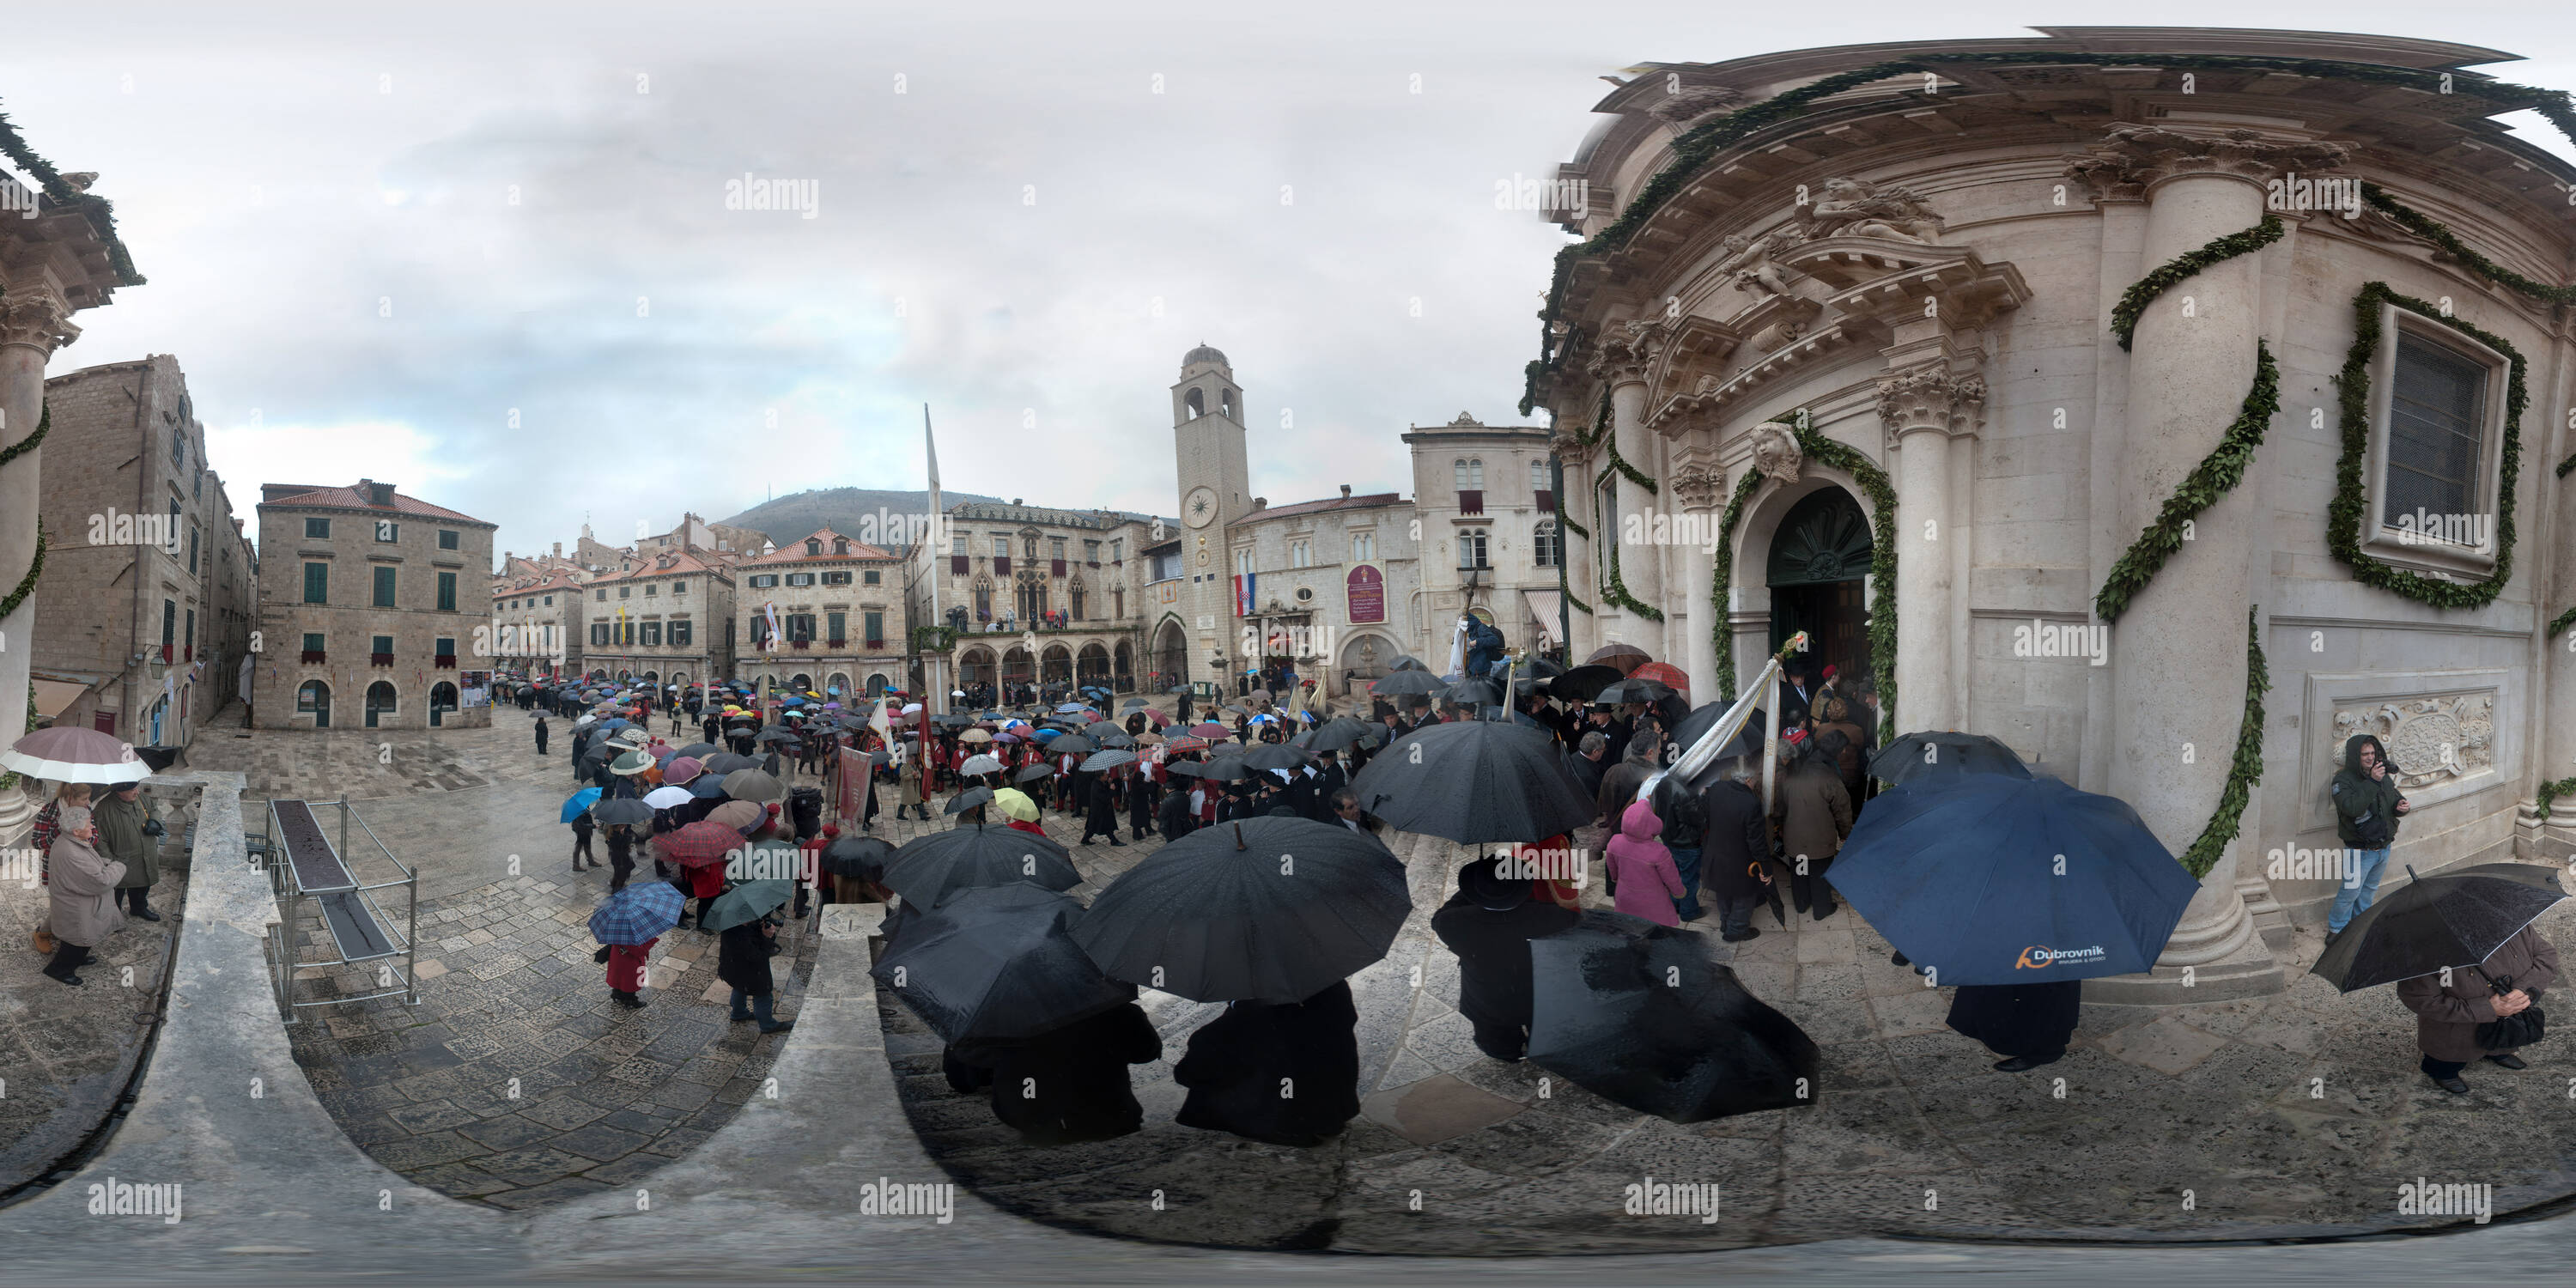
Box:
[1,727,149,784]
[644,785,695,809]
[959,753,1003,776]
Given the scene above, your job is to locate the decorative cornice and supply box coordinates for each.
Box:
[1876,366,1986,448]
[1586,318,1663,386]
[0,288,79,354]
[2064,122,2353,194]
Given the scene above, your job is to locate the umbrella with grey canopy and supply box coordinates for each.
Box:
[1348,718,1595,845]
[873,884,1137,1046]
[1370,670,1449,697]
[1079,749,1139,773]
[884,823,1081,908]
[699,879,793,934]
[590,798,653,826]
[2310,865,2568,993]
[945,786,997,816]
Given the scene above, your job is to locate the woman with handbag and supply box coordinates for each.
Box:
[2397,923,2557,1095]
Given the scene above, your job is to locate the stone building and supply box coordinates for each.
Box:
[734,528,900,698]
[1404,413,1567,687]
[487,568,585,681]
[251,480,497,730]
[576,547,736,690]
[26,355,255,746]
[638,512,766,560]
[1,158,138,841]
[1527,27,2576,999]
[924,501,1163,698]
[1214,488,1425,702]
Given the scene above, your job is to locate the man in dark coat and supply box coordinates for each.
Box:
[1696,759,1774,942]
[945,1003,1163,1145]
[569,726,592,781]
[2327,732,2409,935]
[1571,732,1610,800]
[1946,980,2081,1072]
[1081,772,1124,846]
[1778,660,1818,733]
[717,915,793,1034]
[1301,752,1348,823]
[1175,981,1360,1146]
[1431,859,1578,1060]
[1157,781,1197,842]
[1125,766,1157,837]
[535,716,550,756]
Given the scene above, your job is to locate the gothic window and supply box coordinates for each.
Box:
[972,576,993,621]
[1069,579,1087,621]
[1460,528,1490,569]
[1351,532,1375,564]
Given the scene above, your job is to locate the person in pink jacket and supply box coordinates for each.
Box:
[1606,799,1685,927]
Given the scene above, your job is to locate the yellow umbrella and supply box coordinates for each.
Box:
[992,787,1039,822]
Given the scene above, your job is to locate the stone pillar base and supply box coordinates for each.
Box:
[2513,805,2576,864]
[2082,935,2286,1005]
[0,778,34,848]
[2235,874,2295,958]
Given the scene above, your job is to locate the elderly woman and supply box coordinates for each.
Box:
[43,805,127,987]
[2398,923,2558,1095]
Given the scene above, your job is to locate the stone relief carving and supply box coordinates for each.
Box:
[1715,227,1808,303]
[2330,693,2494,788]
[0,287,80,352]
[1805,177,1943,243]
[2063,123,2352,192]
[1747,421,1803,487]
[1875,367,1986,447]
[1668,453,1725,510]
[1586,317,1664,386]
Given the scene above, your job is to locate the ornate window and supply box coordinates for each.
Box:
[1534,519,1560,568]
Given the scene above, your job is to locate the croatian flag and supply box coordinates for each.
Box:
[1233,573,1253,617]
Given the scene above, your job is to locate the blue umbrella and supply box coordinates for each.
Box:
[598,718,635,732]
[1055,702,1089,714]
[689,775,730,798]
[589,883,684,945]
[1032,726,1063,742]
[560,787,603,823]
[1824,774,2201,987]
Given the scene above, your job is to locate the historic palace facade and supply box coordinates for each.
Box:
[1529,28,2576,999]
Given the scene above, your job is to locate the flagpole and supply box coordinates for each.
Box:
[923,404,945,719]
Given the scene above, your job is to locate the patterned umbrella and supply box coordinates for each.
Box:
[658,820,742,870]
[589,882,684,945]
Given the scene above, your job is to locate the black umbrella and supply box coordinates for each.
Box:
[821,834,897,882]
[702,752,760,775]
[1867,732,2033,786]
[933,714,975,728]
[1348,719,1595,844]
[1528,910,1820,1122]
[1046,734,1096,756]
[1519,655,1568,680]
[1446,678,1505,708]
[1163,760,1209,779]
[1370,670,1449,697]
[677,742,724,759]
[1012,762,1056,783]
[2310,866,2567,993]
[1123,697,1150,709]
[755,728,799,744]
[1548,665,1626,703]
[872,884,1137,1045]
[1388,654,1432,672]
[1594,677,1676,707]
[1078,749,1139,773]
[591,798,653,825]
[1234,744,1310,772]
[1072,816,1410,1002]
[1188,753,1267,782]
[945,786,997,816]
[1091,728,1136,749]
[884,823,1081,906]
[2452,862,2568,894]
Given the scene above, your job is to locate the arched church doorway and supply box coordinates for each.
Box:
[1765,488,1874,687]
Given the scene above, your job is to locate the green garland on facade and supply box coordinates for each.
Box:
[0,103,145,286]
[2327,283,2526,610]
[0,401,46,471]
[1521,52,2576,415]
[2549,606,2576,639]
[1553,482,1592,615]
[2178,608,2269,879]
[2538,775,2576,817]
[2360,183,2576,307]
[2108,215,2284,352]
[1709,412,1900,744]
[1595,471,1662,621]
[1595,432,1659,495]
[2093,340,2280,623]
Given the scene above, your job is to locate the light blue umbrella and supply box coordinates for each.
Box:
[560,787,603,823]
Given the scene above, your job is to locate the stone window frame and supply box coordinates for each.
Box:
[373,566,398,608]
[304,517,331,539]
[2356,301,2512,580]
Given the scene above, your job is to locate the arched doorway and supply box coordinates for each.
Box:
[1075,642,1110,688]
[1765,488,1874,688]
[1112,641,1133,692]
[828,672,852,701]
[298,679,332,728]
[790,672,813,693]
[1339,630,1398,697]
[428,682,459,727]
[958,647,996,690]
[866,673,889,699]
[1150,617,1188,693]
[365,680,398,728]
[642,670,659,684]
[1002,647,1035,691]
[1041,644,1073,686]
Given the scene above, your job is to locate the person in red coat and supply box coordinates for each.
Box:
[608,935,657,1008]
[1006,814,1048,838]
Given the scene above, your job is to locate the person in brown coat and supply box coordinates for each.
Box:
[2397,924,2558,1094]
[42,806,126,986]
[1595,734,1661,828]
[1771,738,1852,920]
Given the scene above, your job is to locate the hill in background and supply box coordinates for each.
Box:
[718,487,1001,550]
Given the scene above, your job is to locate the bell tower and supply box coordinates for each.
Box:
[1171,344,1251,685]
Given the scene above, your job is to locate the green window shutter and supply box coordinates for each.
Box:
[303,562,329,604]
[437,572,458,611]
[374,566,397,607]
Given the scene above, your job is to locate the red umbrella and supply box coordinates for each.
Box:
[657,820,741,870]
[1187,722,1230,738]
[1165,735,1212,753]
[1144,708,1171,728]
[1587,643,1651,675]
[1629,662,1690,697]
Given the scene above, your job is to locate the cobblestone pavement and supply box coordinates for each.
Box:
[0,811,193,1194]
[880,808,2576,1254]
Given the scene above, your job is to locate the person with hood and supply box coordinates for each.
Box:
[1605,799,1686,927]
[1773,736,1853,920]
[947,1003,1163,1145]
[535,714,550,756]
[1175,980,1361,1147]
[717,913,794,1035]
[1595,732,1661,828]
[95,781,163,922]
[1696,757,1776,942]
[605,933,656,1008]
[2397,922,2556,1094]
[2327,733,2410,936]
[1431,857,1579,1060]
[44,806,125,986]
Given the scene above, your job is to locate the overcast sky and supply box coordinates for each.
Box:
[8,2,2571,564]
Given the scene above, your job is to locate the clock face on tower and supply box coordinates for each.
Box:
[1184,487,1218,528]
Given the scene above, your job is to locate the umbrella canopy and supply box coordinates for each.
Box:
[663,756,705,785]
[1073,816,1411,1003]
[1627,662,1691,696]
[755,728,799,744]
[722,769,786,803]
[1668,702,1765,771]
[1549,665,1627,703]
[1046,735,1095,757]
[957,727,993,744]
[1370,669,1449,697]
[1012,763,1055,783]
[1078,749,1139,773]
[1593,677,1677,707]
[1122,697,1150,709]
[643,785,696,810]
[1247,688,1273,703]
[2310,866,2567,993]
[1091,728,1135,749]
[959,753,1004,776]
[1144,708,1172,728]
[1826,775,2200,985]
[1348,719,1595,844]
[822,834,898,881]
[589,882,685,945]
[1867,732,2034,787]
[1234,744,1309,772]
[607,750,653,776]
[659,821,744,870]
[992,787,1039,822]
[1186,722,1230,738]
[1444,678,1504,708]
[560,787,604,823]
[592,798,653,825]
[688,775,731,799]
[1,727,149,784]
[597,718,637,732]
[1528,911,1820,1122]
[874,884,1138,1046]
[1586,643,1651,673]
[706,799,765,833]
[1387,654,1431,672]
[945,786,996,816]
[701,880,793,934]
[884,823,1082,906]
[1055,702,1091,714]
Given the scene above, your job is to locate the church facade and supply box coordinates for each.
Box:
[1528,28,2576,999]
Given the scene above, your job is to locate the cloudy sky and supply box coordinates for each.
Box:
[8,1,2571,564]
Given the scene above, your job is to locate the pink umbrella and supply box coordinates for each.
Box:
[992,732,1021,744]
[1144,709,1171,728]
[664,756,705,785]
[2,726,148,784]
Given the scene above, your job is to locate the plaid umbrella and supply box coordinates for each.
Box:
[589,883,684,945]
[658,820,742,870]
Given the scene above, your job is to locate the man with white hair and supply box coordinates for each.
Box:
[1696,757,1775,942]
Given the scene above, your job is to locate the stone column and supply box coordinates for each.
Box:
[2527,316,2576,861]
[2079,125,2344,1000]
[0,287,76,836]
[1877,368,1983,734]
[1671,451,1725,705]
[1550,428,1598,665]
[1589,319,1663,658]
